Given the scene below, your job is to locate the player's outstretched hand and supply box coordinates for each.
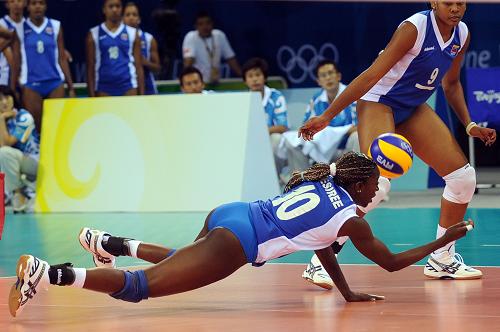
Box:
[298,115,330,141]
[345,291,386,302]
[444,219,475,242]
[470,125,496,147]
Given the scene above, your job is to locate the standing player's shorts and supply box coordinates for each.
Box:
[208,202,258,263]
[25,79,64,98]
[391,104,418,125]
[96,82,135,96]
[372,98,419,125]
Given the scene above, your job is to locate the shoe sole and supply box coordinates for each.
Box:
[302,275,333,290]
[78,227,89,252]
[8,255,31,317]
[424,271,483,280]
[78,227,115,268]
[78,227,100,267]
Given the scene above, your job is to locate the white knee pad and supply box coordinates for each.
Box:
[358,176,391,214]
[442,164,476,204]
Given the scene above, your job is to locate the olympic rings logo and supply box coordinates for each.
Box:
[276,43,339,84]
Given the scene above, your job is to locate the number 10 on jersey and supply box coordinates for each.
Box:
[272,185,320,221]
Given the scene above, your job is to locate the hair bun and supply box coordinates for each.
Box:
[330,163,337,176]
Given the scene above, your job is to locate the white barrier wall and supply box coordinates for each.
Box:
[36,92,280,212]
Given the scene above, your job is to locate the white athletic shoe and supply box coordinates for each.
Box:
[302,254,334,290]
[9,255,50,317]
[78,227,116,268]
[424,252,483,280]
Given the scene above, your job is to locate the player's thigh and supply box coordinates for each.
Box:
[194,209,215,241]
[47,84,65,98]
[22,87,42,112]
[124,88,138,96]
[395,103,468,177]
[145,228,247,296]
[96,91,110,97]
[357,100,396,153]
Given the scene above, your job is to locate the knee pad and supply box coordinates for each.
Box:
[111,270,149,303]
[358,176,391,214]
[442,164,476,204]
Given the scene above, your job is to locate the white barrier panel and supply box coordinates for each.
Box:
[36,92,280,212]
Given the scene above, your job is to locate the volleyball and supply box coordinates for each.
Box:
[368,133,413,179]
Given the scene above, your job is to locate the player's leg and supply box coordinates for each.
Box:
[79,210,217,266]
[96,91,110,97]
[83,228,246,296]
[144,202,253,295]
[302,100,395,289]
[355,100,395,215]
[396,103,481,279]
[9,228,247,317]
[47,83,65,98]
[124,88,138,96]
[145,228,247,296]
[22,87,43,132]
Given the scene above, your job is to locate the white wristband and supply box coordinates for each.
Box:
[466,122,478,136]
[466,224,473,232]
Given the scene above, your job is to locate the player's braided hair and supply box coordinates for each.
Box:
[284,151,377,193]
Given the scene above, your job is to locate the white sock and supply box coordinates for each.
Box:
[71,268,87,288]
[432,224,455,257]
[127,240,142,258]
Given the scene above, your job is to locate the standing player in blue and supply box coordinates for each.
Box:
[9,152,475,317]
[86,0,144,97]
[123,2,160,95]
[300,1,496,283]
[0,0,26,91]
[18,0,75,132]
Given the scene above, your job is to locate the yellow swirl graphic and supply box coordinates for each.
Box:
[53,99,101,199]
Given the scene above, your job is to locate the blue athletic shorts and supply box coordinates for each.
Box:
[376,97,419,125]
[391,105,418,125]
[97,82,135,96]
[25,79,63,98]
[208,202,258,263]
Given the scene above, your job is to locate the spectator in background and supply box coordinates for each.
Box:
[0,85,39,213]
[178,66,208,94]
[182,11,241,84]
[86,0,144,97]
[3,0,25,31]
[242,57,288,176]
[282,60,359,183]
[17,0,75,133]
[0,0,26,91]
[123,1,160,95]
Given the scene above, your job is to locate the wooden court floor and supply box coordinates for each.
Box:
[2,264,500,331]
[1,209,500,331]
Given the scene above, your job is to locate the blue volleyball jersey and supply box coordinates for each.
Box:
[362,10,468,109]
[262,85,288,128]
[6,109,40,160]
[19,18,64,85]
[139,30,157,94]
[249,176,357,263]
[0,16,20,85]
[90,23,138,89]
[304,83,357,127]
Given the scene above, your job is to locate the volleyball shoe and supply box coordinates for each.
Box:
[9,255,50,317]
[78,227,116,268]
